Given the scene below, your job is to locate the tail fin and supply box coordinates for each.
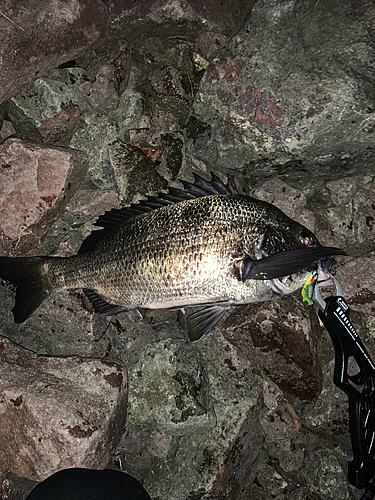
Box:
[0,257,51,323]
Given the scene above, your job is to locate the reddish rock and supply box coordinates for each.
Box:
[79,39,133,113]
[34,103,81,144]
[221,296,323,402]
[0,0,109,104]
[0,138,88,255]
[0,336,127,482]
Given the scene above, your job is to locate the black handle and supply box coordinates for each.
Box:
[318,296,375,490]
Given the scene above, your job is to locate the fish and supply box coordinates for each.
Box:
[25,468,151,500]
[0,173,346,340]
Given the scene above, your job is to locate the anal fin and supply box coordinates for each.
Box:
[186,305,228,341]
[83,289,129,317]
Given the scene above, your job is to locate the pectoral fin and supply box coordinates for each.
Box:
[186,305,228,341]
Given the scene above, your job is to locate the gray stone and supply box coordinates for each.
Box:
[0,473,37,500]
[79,40,132,113]
[0,336,127,481]
[108,140,167,204]
[302,446,349,500]
[185,0,375,181]
[7,76,84,144]
[69,113,119,189]
[143,334,264,500]
[0,0,109,104]
[336,250,375,316]
[127,339,216,435]
[105,0,255,42]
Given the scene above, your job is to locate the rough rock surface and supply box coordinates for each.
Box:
[0,336,127,482]
[79,39,133,113]
[221,296,322,402]
[0,0,375,499]
[0,138,88,255]
[0,0,109,105]
[185,0,375,181]
[105,0,256,40]
[6,77,83,144]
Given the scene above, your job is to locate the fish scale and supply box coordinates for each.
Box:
[0,174,346,339]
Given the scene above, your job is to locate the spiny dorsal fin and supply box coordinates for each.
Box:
[78,173,238,254]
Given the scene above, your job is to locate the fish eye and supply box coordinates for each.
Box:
[299,232,314,246]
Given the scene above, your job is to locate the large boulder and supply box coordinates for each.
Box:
[185,0,375,181]
[0,0,109,104]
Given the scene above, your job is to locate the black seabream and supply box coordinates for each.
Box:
[0,174,345,340]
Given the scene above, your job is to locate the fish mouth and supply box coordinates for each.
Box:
[265,256,337,296]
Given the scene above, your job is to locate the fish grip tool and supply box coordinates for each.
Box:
[309,277,375,499]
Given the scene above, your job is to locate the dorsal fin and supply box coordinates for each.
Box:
[78,173,237,253]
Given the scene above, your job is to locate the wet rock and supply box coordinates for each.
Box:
[105,0,255,41]
[0,473,37,500]
[0,336,127,481]
[186,0,375,181]
[259,382,297,458]
[69,114,119,189]
[0,138,88,254]
[301,328,351,448]
[7,76,84,144]
[143,355,264,500]
[302,445,349,500]
[336,250,375,316]
[79,40,132,113]
[221,295,322,402]
[0,280,111,358]
[127,339,215,435]
[107,140,167,204]
[0,0,109,104]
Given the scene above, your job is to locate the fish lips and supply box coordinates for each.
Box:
[248,246,346,280]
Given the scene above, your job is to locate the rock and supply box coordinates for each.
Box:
[301,357,351,449]
[0,336,127,481]
[69,114,119,189]
[336,251,375,316]
[104,0,256,41]
[0,473,37,500]
[0,280,111,358]
[7,76,84,144]
[0,0,109,104]
[302,445,349,500]
[220,295,322,402]
[107,140,167,204]
[65,188,119,225]
[251,178,316,232]
[0,138,88,255]
[127,339,216,435]
[185,0,375,181]
[259,382,297,458]
[143,336,265,499]
[79,39,132,113]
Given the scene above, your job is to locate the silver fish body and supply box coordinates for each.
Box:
[0,174,346,339]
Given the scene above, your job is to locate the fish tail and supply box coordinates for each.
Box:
[0,256,53,323]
